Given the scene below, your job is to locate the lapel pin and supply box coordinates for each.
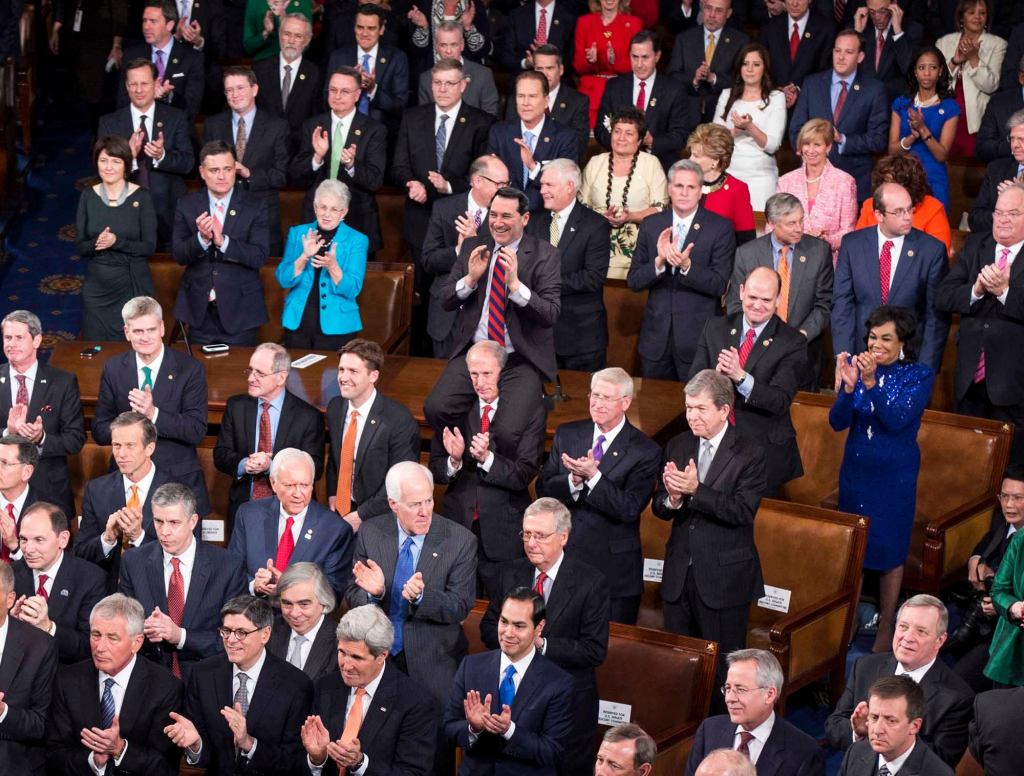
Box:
[229,209,237,217]
[799,255,806,262]
[459,116,466,123]
[553,18,559,24]
[299,73,306,80]
[724,183,730,190]
[649,98,657,108]
[570,226,575,232]
[168,374,174,380]
[380,706,387,712]
[853,84,861,91]
[305,530,313,540]
[370,419,376,424]
[907,250,914,257]
[172,57,179,64]
[804,32,811,38]
[612,451,618,456]
[380,57,387,64]
[133,201,139,208]
[939,109,945,115]
[61,589,69,597]
[543,136,550,143]
[157,121,164,129]
[40,378,47,384]
[432,552,438,558]
[730,328,737,335]
[355,129,362,136]
[725,37,731,43]
[0,377,5,384]
[559,102,566,109]
[693,222,701,230]
[763,338,772,347]
[41,405,53,413]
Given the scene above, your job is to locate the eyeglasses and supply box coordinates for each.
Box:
[720,684,766,697]
[520,530,557,543]
[244,367,283,379]
[314,203,346,215]
[998,493,1024,504]
[478,174,510,187]
[881,208,913,217]
[218,627,262,641]
[1007,134,1024,146]
[588,391,624,405]
[993,209,1024,220]
[432,78,464,89]
[329,87,361,97]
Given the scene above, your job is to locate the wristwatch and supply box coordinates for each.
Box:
[348,754,367,773]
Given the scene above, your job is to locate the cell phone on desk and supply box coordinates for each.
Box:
[201,343,229,354]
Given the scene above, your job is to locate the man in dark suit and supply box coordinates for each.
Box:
[505,45,590,159]
[668,0,749,124]
[445,587,574,775]
[480,499,610,776]
[267,562,339,680]
[685,649,826,776]
[416,20,501,117]
[969,686,1024,775]
[729,194,834,390]
[119,483,248,680]
[0,561,58,775]
[11,502,105,664]
[761,0,835,106]
[692,267,806,497]
[171,140,270,346]
[628,159,736,381]
[77,412,179,592]
[91,297,210,513]
[423,186,561,438]
[837,675,955,776]
[496,0,576,76]
[653,369,768,701]
[162,595,312,774]
[978,57,1024,163]
[172,0,228,113]
[855,0,923,103]
[300,603,439,774]
[537,368,660,624]
[346,460,477,710]
[290,66,387,251]
[97,59,195,248]
[46,593,184,776]
[938,182,1024,464]
[420,156,508,358]
[595,31,695,171]
[0,310,84,518]
[0,436,42,563]
[202,65,290,253]
[832,183,950,371]
[487,71,579,211]
[253,14,322,153]
[970,109,1024,234]
[119,0,205,120]
[214,343,325,521]
[789,30,889,201]
[826,595,973,767]
[325,339,419,531]
[595,723,658,776]
[529,158,610,372]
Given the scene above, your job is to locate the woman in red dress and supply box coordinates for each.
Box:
[573,0,643,128]
[686,123,756,245]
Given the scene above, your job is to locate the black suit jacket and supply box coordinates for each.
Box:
[46,655,183,776]
[441,234,562,381]
[969,686,1024,776]
[119,40,205,120]
[325,391,419,519]
[762,12,835,88]
[627,207,736,369]
[838,738,953,776]
[324,45,410,130]
[685,713,826,776]
[302,664,438,775]
[668,25,750,123]
[969,157,1018,235]
[859,20,924,102]
[526,202,610,357]
[971,506,1016,570]
[202,109,290,251]
[184,651,311,774]
[290,110,387,250]
[1001,22,1024,90]
[537,418,660,600]
[976,87,1023,163]
[391,102,494,247]
[504,82,590,159]
[495,2,577,74]
[0,617,58,775]
[487,118,580,210]
[171,188,270,334]
[653,426,767,610]
[118,540,248,677]
[690,314,806,494]
[267,615,337,681]
[214,391,326,520]
[935,232,1024,405]
[594,74,695,171]
[0,361,85,517]
[253,55,323,153]
[91,347,210,514]
[12,554,105,664]
[825,651,974,767]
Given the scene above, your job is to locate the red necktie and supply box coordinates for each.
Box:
[534,570,547,598]
[730,329,757,425]
[252,401,274,500]
[738,730,755,758]
[536,7,548,45]
[833,0,845,24]
[789,22,800,62]
[879,240,894,304]
[974,247,1011,383]
[875,30,884,70]
[472,405,493,522]
[37,573,48,599]
[636,79,647,112]
[833,80,848,124]
[14,374,28,405]
[2,503,16,562]
[486,258,507,344]
[167,557,185,678]
[276,516,296,568]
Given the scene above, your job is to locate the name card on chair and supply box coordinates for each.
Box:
[202,519,225,542]
[642,559,664,582]
[757,585,792,613]
[598,700,632,726]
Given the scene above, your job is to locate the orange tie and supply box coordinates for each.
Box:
[777,246,790,322]
[335,410,359,516]
[123,485,140,551]
[341,687,366,744]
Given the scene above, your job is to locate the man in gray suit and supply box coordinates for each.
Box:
[728,193,834,390]
[268,562,338,680]
[417,20,499,117]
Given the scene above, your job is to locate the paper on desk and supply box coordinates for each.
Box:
[291,354,328,369]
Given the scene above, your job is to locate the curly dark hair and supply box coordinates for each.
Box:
[906,45,954,100]
[864,306,919,362]
[870,154,933,207]
[609,106,647,140]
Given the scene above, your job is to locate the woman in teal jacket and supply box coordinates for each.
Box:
[276,179,367,350]
[985,527,1024,686]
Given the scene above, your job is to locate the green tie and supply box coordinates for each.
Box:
[329,122,345,179]
[141,366,153,390]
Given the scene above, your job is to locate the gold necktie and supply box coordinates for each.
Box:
[705,32,716,64]
[550,211,561,247]
[777,246,791,322]
[123,485,140,551]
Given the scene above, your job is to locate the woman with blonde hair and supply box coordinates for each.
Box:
[686,123,756,245]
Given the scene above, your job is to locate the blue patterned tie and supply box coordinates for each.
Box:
[521,131,535,188]
[499,664,516,708]
[358,54,371,114]
[389,537,415,654]
[435,113,449,171]
[100,678,116,728]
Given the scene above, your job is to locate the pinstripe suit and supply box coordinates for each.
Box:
[344,512,477,709]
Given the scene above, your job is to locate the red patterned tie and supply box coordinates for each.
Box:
[486,256,507,343]
[252,401,274,500]
[37,573,48,599]
[276,516,296,568]
[973,247,1011,383]
[876,30,884,70]
[167,557,185,678]
[2,503,16,563]
[636,79,647,112]
[472,405,493,522]
[536,7,548,45]
[833,0,845,23]
[534,570,547,598]
[879,240,894,303]
[833,80,848,124]
[729,329,758,425]
[738,730,755,758]
[15,374,28,405]
[789,22,800,62]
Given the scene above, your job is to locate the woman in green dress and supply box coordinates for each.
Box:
[985,526,1024,686]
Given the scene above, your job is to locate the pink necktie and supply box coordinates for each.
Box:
[973,247,1011,383]
[875,30,884,70]
[879,240,894,304]
[14,374,28,405]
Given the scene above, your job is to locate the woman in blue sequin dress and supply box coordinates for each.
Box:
[830,306,935,651]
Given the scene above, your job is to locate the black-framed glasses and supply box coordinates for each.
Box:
[218,627,261,641]
[478,174,510,187]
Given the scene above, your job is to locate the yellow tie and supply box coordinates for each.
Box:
[550,212,561,247]
[705,32,716,64]
[777,246,791,323]
[123,485,140,551]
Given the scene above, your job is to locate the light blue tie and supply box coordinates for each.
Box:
[499,664,516,708]
[436,114,449,171]
[389,537,415,654]
[358,54,372,114]
[521,131,535,188]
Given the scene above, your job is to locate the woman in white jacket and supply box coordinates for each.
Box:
[936,0,1006,157]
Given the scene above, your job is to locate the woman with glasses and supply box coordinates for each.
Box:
[276,179,367,350]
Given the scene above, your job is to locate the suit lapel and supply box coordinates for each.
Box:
[741,316,779,374]
[785,238,812,316]
[0,622,26,688]
[243,396,259,455]
[264,501,281,560]
[183,544,211,623]
[46,557,75,621]
[510,657,546,716]
[596,423,632,479]
[344,113,365,152]
[145,547,169,613]
[544,563,575,627]
[28,362,53,419]
[290,508,320,563]
[355,395,384,476]
[245,655,278,731]
[150,350,176,409]
[557,205,584,251]
[888,231,919,301]
[357,663,396,744]
[703,427,735,487]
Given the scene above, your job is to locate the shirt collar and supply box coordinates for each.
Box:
[261,388,288,414]
[349,388,377,414]
[540,551,565,581]
[130,103,155,125]
[878,739,916,774]
[478,395,500,413]
[357,659,387,697]
[234,647,268,685]
[294,612,326,643]
[500,646,537,680]
[37,550,65,581]
[437,101,462,121]
[357,43,379,63]
[876,227,905,252]
[281,53,302,70]
[553,199,575,224]
[736,710,776,740]
[12,360,38,382]
[233,105,257,131]
[163,533,198,569]
[135,345,165,379]
[469,191,489,213]
[896,656,936,684]
[123,460,157,492]
[832,70,855,87]
[1,483,31,512]
[280,504,310,523]
[995,238,1024,255]
[100,654,138,687]
[520,117,545,137]
[208,188,234,213]
[635,71,656,87]
[594,414,626,446]
[742,316,771,340]
[703,422,729,452]
[397,519,427,549]
[153,38,174,59]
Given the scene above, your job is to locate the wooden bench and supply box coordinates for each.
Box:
[779,392,1013,594]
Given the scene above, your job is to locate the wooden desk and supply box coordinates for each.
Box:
[51,342,686,444]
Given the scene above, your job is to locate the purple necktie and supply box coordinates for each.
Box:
[593,434,606,462]
[155,49,165,80]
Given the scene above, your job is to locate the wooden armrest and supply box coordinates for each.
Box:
[768,589,853,644]
[819,488,839,510]
[923,493,996,539]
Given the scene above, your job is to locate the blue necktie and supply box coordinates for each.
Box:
[100,678,116,728]
[358,53,371,114]
[499,664,516,708]
[435,113,449,171]
[521,131,535,188]
[389,537,415,654]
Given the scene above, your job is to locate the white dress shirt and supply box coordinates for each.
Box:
[0,616,8,723]
[734,711,775,764]
[135,345,165,423]
[877,740,916,774]
[288,613,326,669]
[569,415,626,495]
[970,239,1021,305]
[6,358,38,407]
[448,397,499,474]
[163,537,198,648]
[90,656,139,774]
[100,463,158,555]
[632,72,657,111]
[33,551,65,635]
[520,117,546,180]
[876,227,906,288]
[549,199,575,243]
[342,389,378,466]
[457,237,533,347]
[435,101,462,155]
[308,663,386,775]
[0,483,32,560]
[312,109,357,172]
[129,104,164,168]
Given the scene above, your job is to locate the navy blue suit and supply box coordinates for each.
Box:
[119,539,248,679]
[685,713,826,776]
[91,347,210,515]
[227,497,354,597]
[486,118,579,211]
[495,2,577,74]
[762,12,835,89]
[0,617,58,775]
[832,226,950,370]
[444,650,574,775]
[119,40,205,120]
[325,45,410,131]
[790,69,889,201]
